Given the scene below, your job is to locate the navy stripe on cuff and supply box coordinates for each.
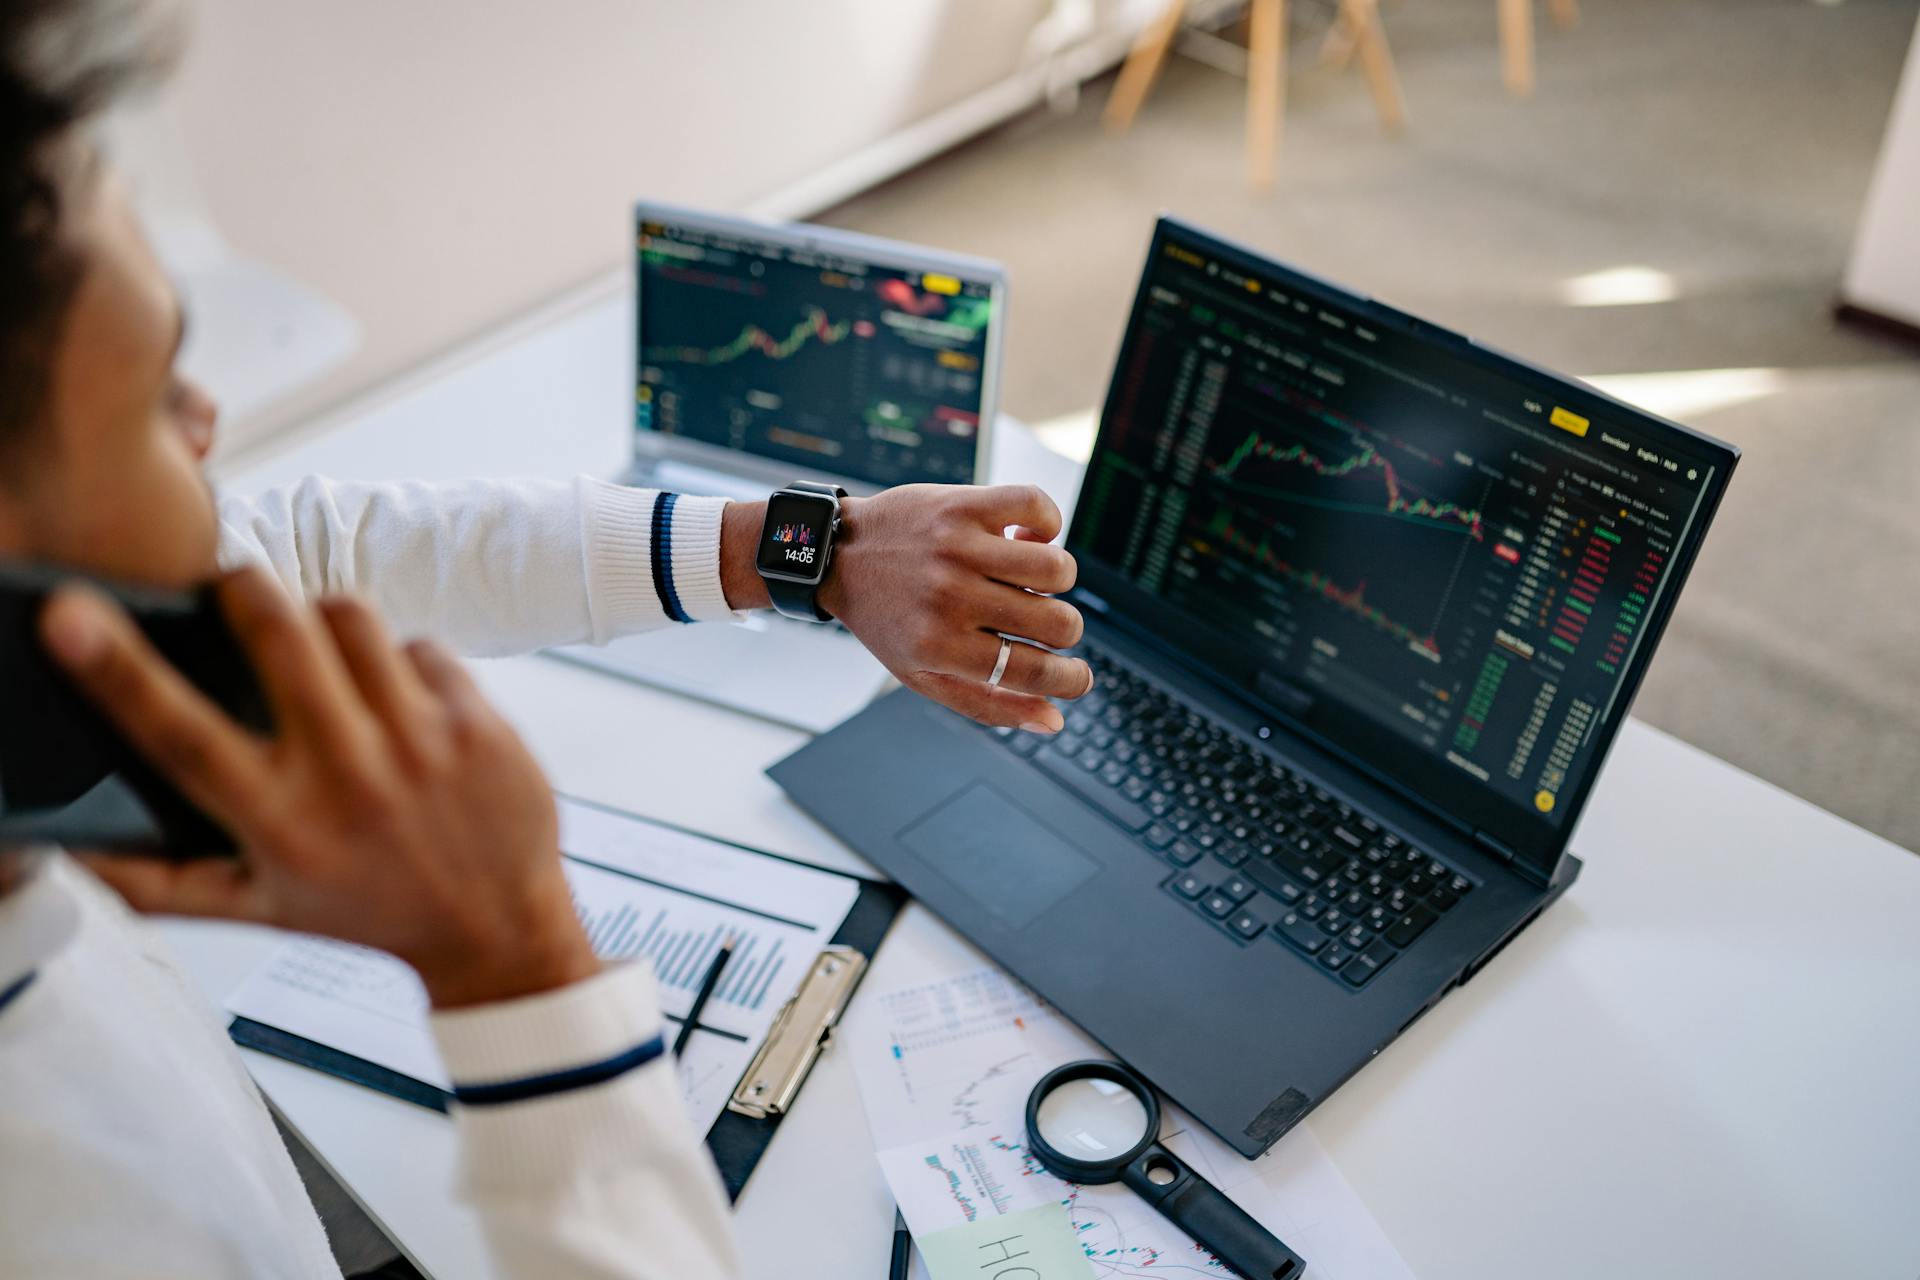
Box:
[450,1032,667,1107]
[0,971,37,1017]
[648,492,692,623]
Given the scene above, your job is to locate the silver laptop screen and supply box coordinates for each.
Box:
[636,213,999,488]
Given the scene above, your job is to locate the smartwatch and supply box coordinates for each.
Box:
[755,481,847,622]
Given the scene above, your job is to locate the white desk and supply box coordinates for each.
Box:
[166,287,1920,1280]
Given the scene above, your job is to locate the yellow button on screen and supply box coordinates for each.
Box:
[1534,789,1556,813]
[921,273,961,296]
[1550,407,1590,437]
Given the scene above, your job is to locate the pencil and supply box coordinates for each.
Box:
[672,932,736,1058]
[889,1207,912,1280]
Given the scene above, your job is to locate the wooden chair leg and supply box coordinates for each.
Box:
[1547,0,1578,28]
[1345,0,1406,133]
[1498,0,1535,98]
[1317,3,1360,72]
[1104,0,1189,133]
[1246,0,1287,188]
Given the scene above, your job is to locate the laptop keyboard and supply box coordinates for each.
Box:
[986,645,1473,989]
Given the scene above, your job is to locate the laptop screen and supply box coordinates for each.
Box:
[1068,220,1736,870]
[635,210,1001,488]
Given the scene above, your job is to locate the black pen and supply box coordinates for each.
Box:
[672,933,736,1058]
[889,1206,911,1280]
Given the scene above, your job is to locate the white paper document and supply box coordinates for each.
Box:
[847,966,1416,1280]
[226,796,861,1131]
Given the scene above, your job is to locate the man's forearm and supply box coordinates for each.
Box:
[220,476,739,651]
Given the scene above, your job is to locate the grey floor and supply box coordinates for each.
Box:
[820,0,1920,853]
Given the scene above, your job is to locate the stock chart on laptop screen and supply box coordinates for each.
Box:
[1071,231,1726,830]
[635,216,996,488]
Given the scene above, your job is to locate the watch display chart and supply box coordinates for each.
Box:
[758,491,836,582]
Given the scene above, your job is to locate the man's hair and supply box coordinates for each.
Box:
[0,0,177,441]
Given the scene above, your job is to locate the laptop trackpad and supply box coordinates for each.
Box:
[898,783,1098,931]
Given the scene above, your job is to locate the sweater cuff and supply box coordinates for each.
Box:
[576,477,740,640]
[430,961,663,1090]
[431,964,723,1192]
[664,493,734,623]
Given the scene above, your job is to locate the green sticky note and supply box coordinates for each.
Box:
[917,1204,1095,1280]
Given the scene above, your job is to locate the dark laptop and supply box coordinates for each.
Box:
[769,217,1738,1158]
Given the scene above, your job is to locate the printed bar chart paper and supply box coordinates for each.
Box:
[225,797,860,1131]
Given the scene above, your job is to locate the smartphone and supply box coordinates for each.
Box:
[0,560,271,857]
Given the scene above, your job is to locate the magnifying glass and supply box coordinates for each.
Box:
[1025,1060,1306,1280]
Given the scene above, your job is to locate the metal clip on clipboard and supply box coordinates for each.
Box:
[729,945,866,1119]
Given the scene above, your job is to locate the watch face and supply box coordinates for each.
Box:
[758,491,836,582]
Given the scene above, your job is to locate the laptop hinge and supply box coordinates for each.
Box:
[1473,830,1519,865]
[1476,831,1556,889]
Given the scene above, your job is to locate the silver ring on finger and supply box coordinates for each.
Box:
[986,636,1013,688]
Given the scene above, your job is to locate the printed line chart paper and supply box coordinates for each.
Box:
[847,965,1417,1280]
[224,796,860,1131]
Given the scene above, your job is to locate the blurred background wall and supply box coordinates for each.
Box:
[129,0,1157,450]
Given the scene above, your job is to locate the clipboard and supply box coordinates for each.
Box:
[707,874,903,1198]
[229,795,905,1202]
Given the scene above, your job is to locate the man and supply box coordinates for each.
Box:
[0,1,1090,1276]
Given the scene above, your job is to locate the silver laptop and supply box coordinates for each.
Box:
[548,202,1009,732]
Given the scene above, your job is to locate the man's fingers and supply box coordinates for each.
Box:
[972,534,1077,596]
[404,638,486,718]
[217,567,371,751]
[40,586,267,828]
[903,670,1065,733]
[979,584,1084,651]
[405,640,527,764]
[985,637,1093,701]
[75,851,267,922]
[318,596,438,738]
[967,637,1090,706]
[964,484,1062,542]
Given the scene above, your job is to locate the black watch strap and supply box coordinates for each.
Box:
[767,574,832,622]
[766,482,845,623]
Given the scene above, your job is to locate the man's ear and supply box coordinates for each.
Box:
[174,378,218,461]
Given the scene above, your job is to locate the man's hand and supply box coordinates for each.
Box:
[725,484,1091,732]
[40,566,597,1009]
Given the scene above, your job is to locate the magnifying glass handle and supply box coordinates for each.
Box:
[1121,1144,1306,1280]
